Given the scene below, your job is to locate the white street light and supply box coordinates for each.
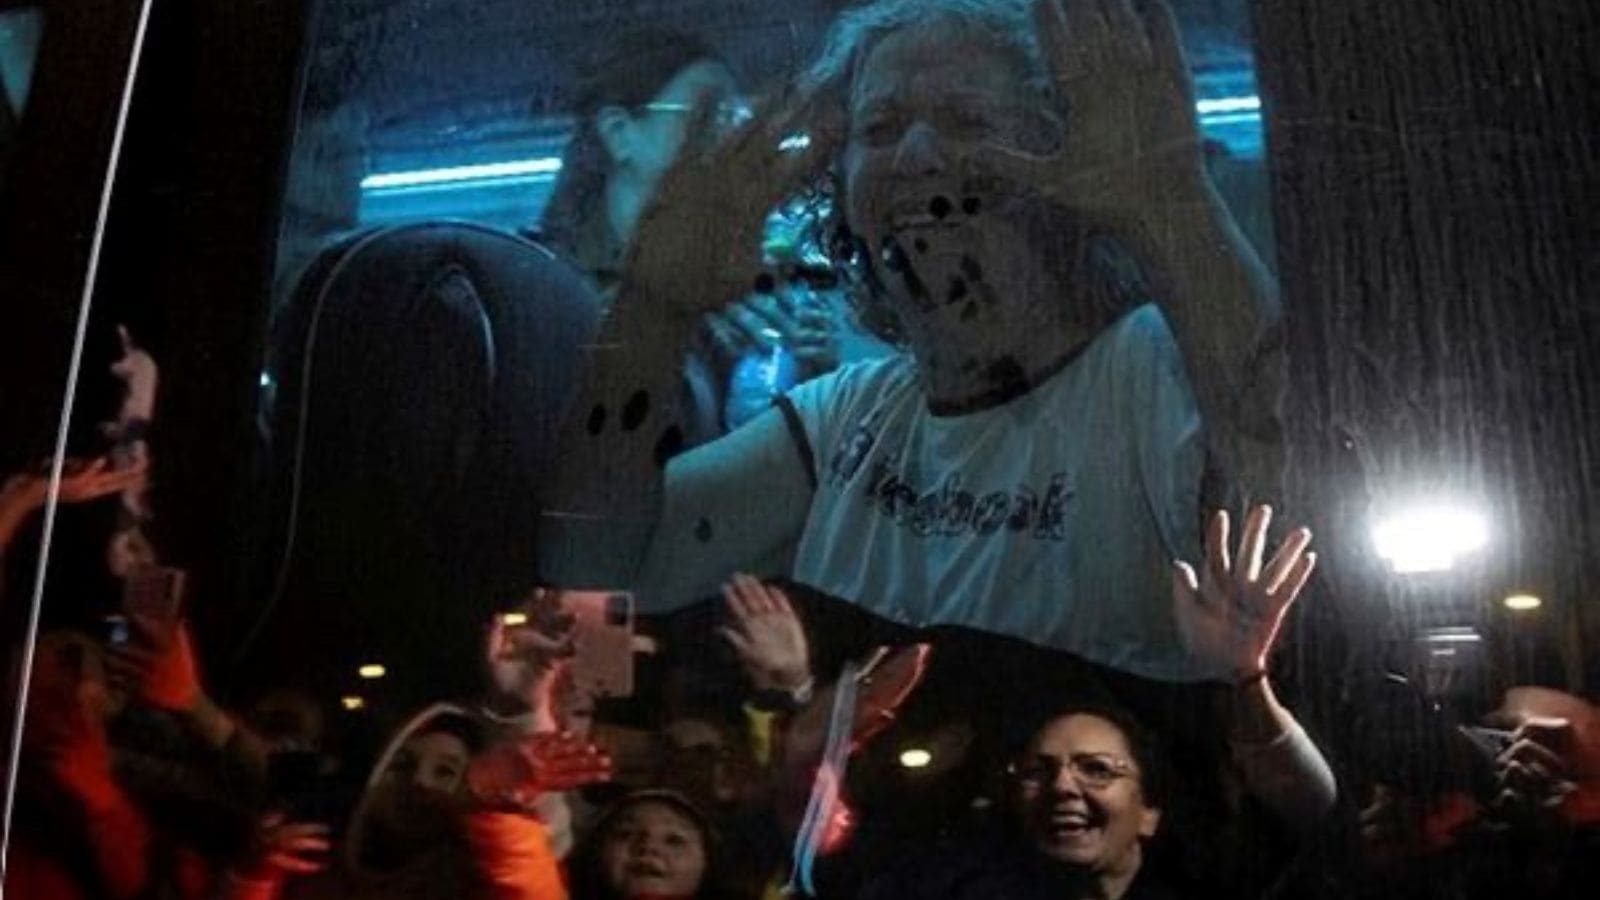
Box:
[1372,503,1489,573]
[1503,593,1542,611]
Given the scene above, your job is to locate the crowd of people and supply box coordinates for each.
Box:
[4,1,1597,898]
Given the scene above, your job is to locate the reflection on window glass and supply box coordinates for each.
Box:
[251,3,1313,897]
[13,1,1597,899]
[0,7,43,188]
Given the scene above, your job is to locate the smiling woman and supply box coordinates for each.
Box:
[1012,711,1164,895]
[860,702,1170,900]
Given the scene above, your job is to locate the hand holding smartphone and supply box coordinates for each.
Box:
[103,565,186,647]
[123,564,187,622]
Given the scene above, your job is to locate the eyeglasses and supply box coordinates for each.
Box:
[641,99,755,132]
[1009,753,1136,790]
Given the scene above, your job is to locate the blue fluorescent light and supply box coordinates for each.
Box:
[360,157,563,191]
[1198,111,1263,128]
[359,96,1261,193]
[1195,94,1261,115]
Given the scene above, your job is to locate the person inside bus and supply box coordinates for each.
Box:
[537,0,1329,827]
[535,25,840,446]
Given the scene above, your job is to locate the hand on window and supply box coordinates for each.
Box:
[1172,504,1316,682]
[975,0,1209,227]
[626,87,843,316]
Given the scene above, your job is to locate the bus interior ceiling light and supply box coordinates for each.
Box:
[360,96,1263,193]
[1419,626,1481,659]
[360,156,563,191]
[1372,502,1489,573]
[1194,95,1261,114]
[1419,626,1482,644]
[358,663,386,679]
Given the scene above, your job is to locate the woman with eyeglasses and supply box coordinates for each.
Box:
[536,26,841,447]
[860,701,1175,900]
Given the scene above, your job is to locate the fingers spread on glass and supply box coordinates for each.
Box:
[1174,504,1317,680]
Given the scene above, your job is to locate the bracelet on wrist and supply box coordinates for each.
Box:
[750,675,814,712]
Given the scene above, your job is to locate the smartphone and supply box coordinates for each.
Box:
[102,613,131,646]
[122,565,187,620]
[568,590,635,699]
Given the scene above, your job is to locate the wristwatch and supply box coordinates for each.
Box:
[750,675,815,712]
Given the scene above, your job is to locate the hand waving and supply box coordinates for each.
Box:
[467,732,613,810]
[719,573,811,694]
[1173,505,1316,682]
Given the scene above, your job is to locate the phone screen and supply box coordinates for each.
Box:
[102,613,131,646]
[569,590,635,699]
[122,565,187,620]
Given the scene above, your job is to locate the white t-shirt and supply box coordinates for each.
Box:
[783,304,1211,681]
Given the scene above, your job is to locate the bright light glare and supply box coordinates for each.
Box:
[358,663,386,679]
[341,695,365,711]
[501,611,529,626]
[1372,504,1489,573]
[1420,626,1481,644]
[1196,95,1262,115]
[1504,593,1542,611]
[899,748,933,769]
[360,157,562,191]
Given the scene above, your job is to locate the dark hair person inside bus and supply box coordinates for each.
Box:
[535,25,841,445]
